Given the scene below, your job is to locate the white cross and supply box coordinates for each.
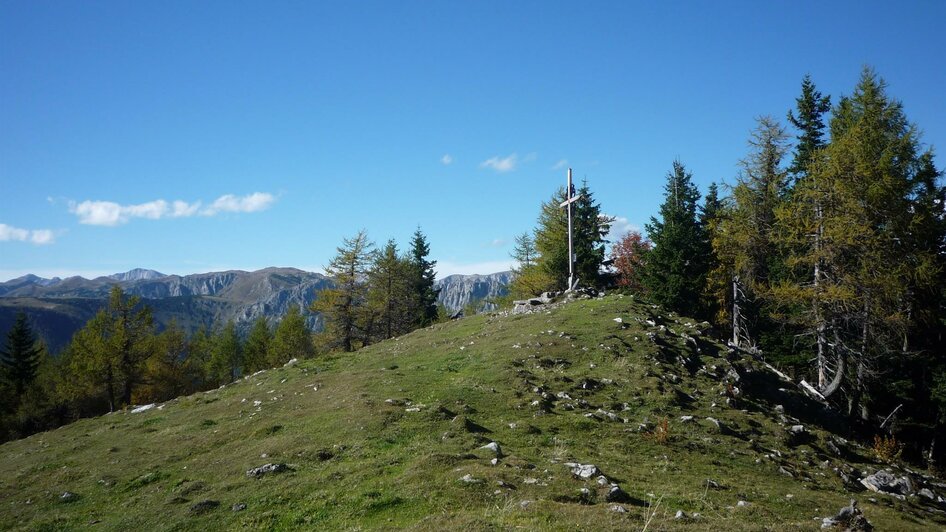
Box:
[559,168,582,291]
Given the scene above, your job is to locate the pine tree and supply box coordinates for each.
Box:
[409,228,439,327]
[0,312,44,396]
[268,306,314,364]
[533,181,612,290]
[243,316,273,373]
[139,320,188,403]
[67,286,154,411]
[312,230,374,352]
[642,161,709,316]
[367,240,412,341]
[772,68,922,418]
[718,117,791,348]
[207,321,242,385]
[572,181,613,287]
[787,74,831,180]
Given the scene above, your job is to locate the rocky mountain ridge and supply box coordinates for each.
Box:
[0,268,512,352]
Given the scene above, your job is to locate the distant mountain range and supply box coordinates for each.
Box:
[0,268,512,353]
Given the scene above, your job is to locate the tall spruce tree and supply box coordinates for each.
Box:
[787,74,831,180]
[0,312,44,396]
[409,228,439,327]
[642,161,709,316]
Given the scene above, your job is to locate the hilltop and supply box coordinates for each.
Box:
[1,294,942,530]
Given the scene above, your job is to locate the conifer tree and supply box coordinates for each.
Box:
[243,316,273,373]
[207,320,242,385]
[787,74,831,180]
[0,312,44,396]
[409,228,439,327]
[642,161,709,316]
[367,240,412,341]
[139,320,188,402]
[67,286,154,411]
[268,306,315,364]
[717,117,791,348]
[312,230,374,352]
[772,68,923,418]
[533,181,612,290]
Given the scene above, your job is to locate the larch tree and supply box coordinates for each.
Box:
[312,230,374,352]
[268,305,315,364]
[243,316,273,373]
[367,240,412,341]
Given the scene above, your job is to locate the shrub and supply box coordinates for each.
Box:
[872,434,903,463]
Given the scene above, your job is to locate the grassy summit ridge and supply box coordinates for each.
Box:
[1,295,942,530]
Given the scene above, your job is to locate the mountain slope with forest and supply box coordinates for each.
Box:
[0,294,941,530]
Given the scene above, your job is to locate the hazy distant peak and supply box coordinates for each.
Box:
[108,268,167,282]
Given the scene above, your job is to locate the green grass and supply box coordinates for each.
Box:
[1,295,942,530]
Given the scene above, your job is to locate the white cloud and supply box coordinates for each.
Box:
[605,215,640,242]
[29,229,55,245]
[486,238,507,248]
[68,192,275,226]
[551,159,568,170]
[440,154,453,165]
[0,223,56,245]
[201,192,274,216]
[434,260,514,279]
[480,153,520,173]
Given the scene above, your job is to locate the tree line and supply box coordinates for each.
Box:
[0,289,314,441]
[0,226,443,442]
[509,68,944,465]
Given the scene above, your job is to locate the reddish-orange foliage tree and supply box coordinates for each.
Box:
[611,230,651,292]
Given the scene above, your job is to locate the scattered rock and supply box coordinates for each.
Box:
[246,463,289,478]
[60,491,79,503]
[232,503,247,512]
[821,499,873,531]
[919,488,936,500]
[609,504,627,513]
[737,500,749,507]
[566,463,599,479]
[131,404,156,414]
[860,470,914,499]
[520,500,533,509]
[705,417,721,430]
[680,415,694,423]
[187,500,220,516]
[706,479,722,490]
[480,442,502,456]
[459,474,482,484]
[674,510,687,520]
[606,484,630,503]
[283,358,298,367]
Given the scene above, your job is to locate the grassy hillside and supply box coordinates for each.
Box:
[1,295,942,530]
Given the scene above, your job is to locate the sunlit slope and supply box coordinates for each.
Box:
[1,295,941,530]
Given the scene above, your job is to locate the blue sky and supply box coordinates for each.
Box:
[2,1,944,281]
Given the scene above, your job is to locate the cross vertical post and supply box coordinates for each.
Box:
[567,168,574,290]
[559,168,582,291]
